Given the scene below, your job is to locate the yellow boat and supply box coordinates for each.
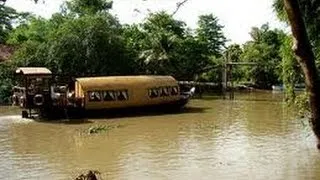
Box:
[12,67,195,119]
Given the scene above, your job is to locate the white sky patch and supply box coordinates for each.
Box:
[6,0,286,44]
[6,0,64,18]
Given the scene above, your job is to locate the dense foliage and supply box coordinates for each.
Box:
[0,62,14,104]
[217,24,287,89]
[273,0,320,61]
[0,3,29,43]
[273,0,320,75]
[123,12,225,80]
[240,24,285,88]
[272,0,319,107]
[0,0,315,103]
[0,0,228,103]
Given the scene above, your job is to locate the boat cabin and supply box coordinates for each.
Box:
[74,76,181,110]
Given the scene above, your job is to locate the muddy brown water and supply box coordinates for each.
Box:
[0,92,319,180]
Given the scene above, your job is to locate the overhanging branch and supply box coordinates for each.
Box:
[0,0,6,5]
[171,0,189,16]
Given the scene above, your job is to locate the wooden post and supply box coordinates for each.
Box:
[222,65,227,92]
[222,52,229,98]
[229,65,234,99]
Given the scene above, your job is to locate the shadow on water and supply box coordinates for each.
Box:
[198,91,285,103]
[35,118,94,125]
[192,96,283,103]
[193,96,222,101]
[82,106,209,120]
[35,106,210,124]
[229,98,284,103]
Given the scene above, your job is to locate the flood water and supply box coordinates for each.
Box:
[0,91,319,180]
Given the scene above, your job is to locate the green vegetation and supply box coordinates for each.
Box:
[0,62,14,104]
[240,24,285,88]
[0,3,29,44]
[75,170,100,180]
[272,0,320,115]
[0,0,319,108]
[88,124,123,134]
[0,0,228,103]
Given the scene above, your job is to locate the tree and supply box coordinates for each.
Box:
[7,17,52,45]
[9,14,134,76]
[273,0,320,61]
[170,35,213,80]
[7,0,135,76]
[282,0,320,148]
[50,14,133,76]
[0,3,29,44]
[196,14,226,57]
[139,12,187,74]
[3,0,226,104]
[0,62,14,104]
[0,2,30,103]
[224,44,244,82]
[241,24,284,88]
[123,12,219,80]
[65,0,113,16]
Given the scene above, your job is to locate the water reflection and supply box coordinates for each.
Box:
[0,92,320,179]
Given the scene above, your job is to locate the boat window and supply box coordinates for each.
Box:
[117,90,129,101]
[148,89,152,98]
[88,91,102,102]
[160,87,170,97]
[171,86,179,96]
[103,91,116,101]
[148,88,159,98]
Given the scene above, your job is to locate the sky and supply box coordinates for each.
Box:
[6,0,285,44]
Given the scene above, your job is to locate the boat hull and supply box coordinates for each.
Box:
[39,97,190,120]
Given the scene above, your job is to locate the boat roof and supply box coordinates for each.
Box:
[15,67,52,75]
[76,75,177,91]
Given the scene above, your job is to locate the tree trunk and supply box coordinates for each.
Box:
[283,0,320,148]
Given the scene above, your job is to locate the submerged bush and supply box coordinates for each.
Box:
[75,170,100,180]
[88,124,123,134]
[294,92,310,118]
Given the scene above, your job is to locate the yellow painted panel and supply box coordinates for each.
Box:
[73,75,181,110]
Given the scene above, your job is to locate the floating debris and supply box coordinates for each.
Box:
[75,170,100,180]
[88,124,124,134]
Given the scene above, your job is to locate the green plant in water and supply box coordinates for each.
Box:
[88,124,124,134]
[294,92,310,118]
[75,170,100,180]
[279,34,309,120]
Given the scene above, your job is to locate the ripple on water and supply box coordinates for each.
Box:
[0,115,33,125]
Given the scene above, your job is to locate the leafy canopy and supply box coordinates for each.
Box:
[241,24,285,88]
[196,14,226,57]
[0,3,30,43]
[65,0,113,16]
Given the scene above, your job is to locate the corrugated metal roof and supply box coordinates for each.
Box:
[76,75,177,91]
[15,67,52,75]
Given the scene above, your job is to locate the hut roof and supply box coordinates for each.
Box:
[15,67,52,75]
[76,75,177,91]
